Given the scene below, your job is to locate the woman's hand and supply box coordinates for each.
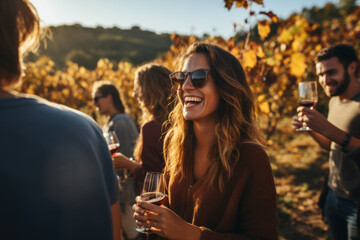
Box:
[112,153,139,172]
[133,196,201,240]
[112,153,128,169]
[132,196,147,227]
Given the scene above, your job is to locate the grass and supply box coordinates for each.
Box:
[264,117,330,240]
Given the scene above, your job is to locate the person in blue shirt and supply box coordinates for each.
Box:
[0,1,121,239]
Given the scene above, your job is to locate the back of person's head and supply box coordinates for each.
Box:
[0,0,40,90]
[315,43,359,75]
[92,80,125,113]
[135,63,173,122]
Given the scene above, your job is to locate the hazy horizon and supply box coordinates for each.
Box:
[31,0,352,39]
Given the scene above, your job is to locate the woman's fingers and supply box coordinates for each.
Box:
[133,210,147,222]
[132,202,144,214]
[135,196,142,204]
[133,195,171,234]
[132,202,147,226]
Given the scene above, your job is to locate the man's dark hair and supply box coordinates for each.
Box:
[315,43,359,75]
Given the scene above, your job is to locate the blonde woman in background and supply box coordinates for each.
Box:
[113,63,173,193]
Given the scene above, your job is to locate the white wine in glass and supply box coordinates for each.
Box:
[136,172,165,235]
[297,81,318,131]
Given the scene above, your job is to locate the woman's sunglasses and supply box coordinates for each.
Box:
[169,69,210,89]
[93,95,105,103]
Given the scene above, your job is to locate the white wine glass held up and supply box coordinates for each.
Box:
[296,81,318,131]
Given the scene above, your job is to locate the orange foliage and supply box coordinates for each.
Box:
[258,20,271,40]
[21,5,360,140]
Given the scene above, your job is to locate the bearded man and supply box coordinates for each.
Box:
[293,43,360,240]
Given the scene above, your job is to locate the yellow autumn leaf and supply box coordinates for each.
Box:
[62,88,70,97]
[257,94,266,102]
[315,44,323,52]
[259,101,270,114]
[252,0,263,5]
[97,59,106,68]
[189,36,197,44]
[292,31,307,51]
[243,49,257,69]
[283,57,291,65]
[79,66,87,75]
[264,57,275,66]
[256,45,265,58]
[258,20,271,40]
[277,28,293,44]
[290,52,307,77]
[80,80,88,89]
[230,47,240,57]
[235,0,246,8]
[295,16,309,30]
[274,53,283,64]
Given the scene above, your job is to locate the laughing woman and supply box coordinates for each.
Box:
[133,42,279,239]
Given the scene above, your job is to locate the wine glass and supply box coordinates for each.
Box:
[103,131,129,190]
[296,81,318,131]
[103,131,120,156]
[136,172,165,235]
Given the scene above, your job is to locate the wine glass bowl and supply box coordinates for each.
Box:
[136,172,165,234]
[103,131,120,156]
[297,81,318,131]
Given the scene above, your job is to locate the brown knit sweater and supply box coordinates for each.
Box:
[167,142,279,240]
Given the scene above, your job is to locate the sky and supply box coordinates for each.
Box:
[30,0,353,39]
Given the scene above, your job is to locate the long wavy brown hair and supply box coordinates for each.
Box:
[133,63,174,160]
[163,42,264,191]
[0,0,40,90]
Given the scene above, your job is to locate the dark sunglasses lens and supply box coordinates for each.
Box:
[170,72,185,89]
[191,70,208,88]
[93,96,102,102]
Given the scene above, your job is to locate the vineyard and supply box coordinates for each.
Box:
[19,1,360,239]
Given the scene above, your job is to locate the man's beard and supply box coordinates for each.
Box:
[333,71,350,96]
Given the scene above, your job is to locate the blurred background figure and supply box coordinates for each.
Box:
[92,80,138,158]
[133,42,278,239]
[92,80,139,240]
[112,63,173,194]
[0,0,121,239]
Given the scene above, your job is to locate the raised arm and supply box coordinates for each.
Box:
[300,107,360,153]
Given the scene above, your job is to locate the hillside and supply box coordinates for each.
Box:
[26,24,173,69]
